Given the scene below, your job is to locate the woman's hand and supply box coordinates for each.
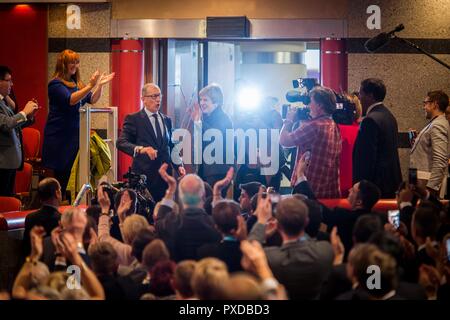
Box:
[89,70,101,87]
[98,72,115,86]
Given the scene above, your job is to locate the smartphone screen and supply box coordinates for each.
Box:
[408,168,418,185]
[388,210,400,229]
[447,238,450,262]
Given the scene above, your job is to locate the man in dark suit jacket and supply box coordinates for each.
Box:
[156,168,221,262]
[23,178,62,256]
[0,65,38,196]
[353,78,402,198]
[117,83,185,202]
[249,196,334,300]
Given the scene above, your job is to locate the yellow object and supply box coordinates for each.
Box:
[67,131,111,198]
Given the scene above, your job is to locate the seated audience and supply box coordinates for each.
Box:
[23,178,62,256]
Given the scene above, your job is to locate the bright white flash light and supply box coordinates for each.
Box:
[237,87,261,111]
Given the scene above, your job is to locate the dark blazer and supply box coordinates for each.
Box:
[353,104,402,198]
[155,205,221,262]
[198,106,234,184]
[23,205,61,256]
[117,109,180,202]
[197,240,243,273]
[249,223,334,300]
[292,180,317,200]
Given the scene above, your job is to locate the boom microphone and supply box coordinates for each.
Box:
[364,24,405,53]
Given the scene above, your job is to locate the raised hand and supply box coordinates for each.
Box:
[30,226,46,261]
[255,187,272,225]
[159,163,177,196]
[98,72,115,86]
[191,102,202,122]
[89,70,101,87]
[117,197,132,224]
[97,185,111,213]
[22,100,38,117]
[232,215,248,241]
[330,226,345,265]
[213,167,234,196]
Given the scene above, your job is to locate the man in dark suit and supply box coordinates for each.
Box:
[23,178,62,256]
[156,165,221,262]
[353,78,402,198]
[117,83,185,202]
[0,65,38,196]
[249,196,334,300]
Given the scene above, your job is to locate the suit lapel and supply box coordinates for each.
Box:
[0,99,13,116]
[411,120,434,153]
[139,109,159,146]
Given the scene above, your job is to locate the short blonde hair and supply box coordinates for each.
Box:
[191,258,229,300]
[199,83,223,108]
[121,214,149,245]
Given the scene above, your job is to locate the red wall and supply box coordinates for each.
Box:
[0,4,48,154]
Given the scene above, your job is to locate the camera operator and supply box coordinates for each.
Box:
[280,86,342,198]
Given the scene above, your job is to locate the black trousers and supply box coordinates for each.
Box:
[0,168,17,196]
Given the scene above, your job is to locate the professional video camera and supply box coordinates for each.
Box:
[283,78,356,125]
[121,168,155,221]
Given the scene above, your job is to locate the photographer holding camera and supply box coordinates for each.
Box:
[280,86,342,198]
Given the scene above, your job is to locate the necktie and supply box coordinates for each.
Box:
[152,113,163,146]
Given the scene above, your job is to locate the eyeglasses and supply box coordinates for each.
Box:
[143,93,162,100]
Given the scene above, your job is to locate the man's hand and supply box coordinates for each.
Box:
[51,226,63,254]
[60,232,82,265]
[255,187,272,225]
[213,167,234,196]
[22,101,38,117]
[30,226,45,261]
[330,226,345,265]
[159,163,177,196]
[141,146,158,160]
[117,197,132,224]
[240,240,273,280]
[97,185,111,213]
[178,166,186,178]
[295,152,309,179]
[232,215,248,241]
[286,107,297,123]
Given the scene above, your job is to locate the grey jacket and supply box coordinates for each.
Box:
[410,114,450,191]
[0,99,31,169]
[249,223,334,300]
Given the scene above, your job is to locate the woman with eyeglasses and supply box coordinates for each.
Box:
[42,49,115,199]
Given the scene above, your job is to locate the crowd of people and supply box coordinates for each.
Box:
[1,48,450,300]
